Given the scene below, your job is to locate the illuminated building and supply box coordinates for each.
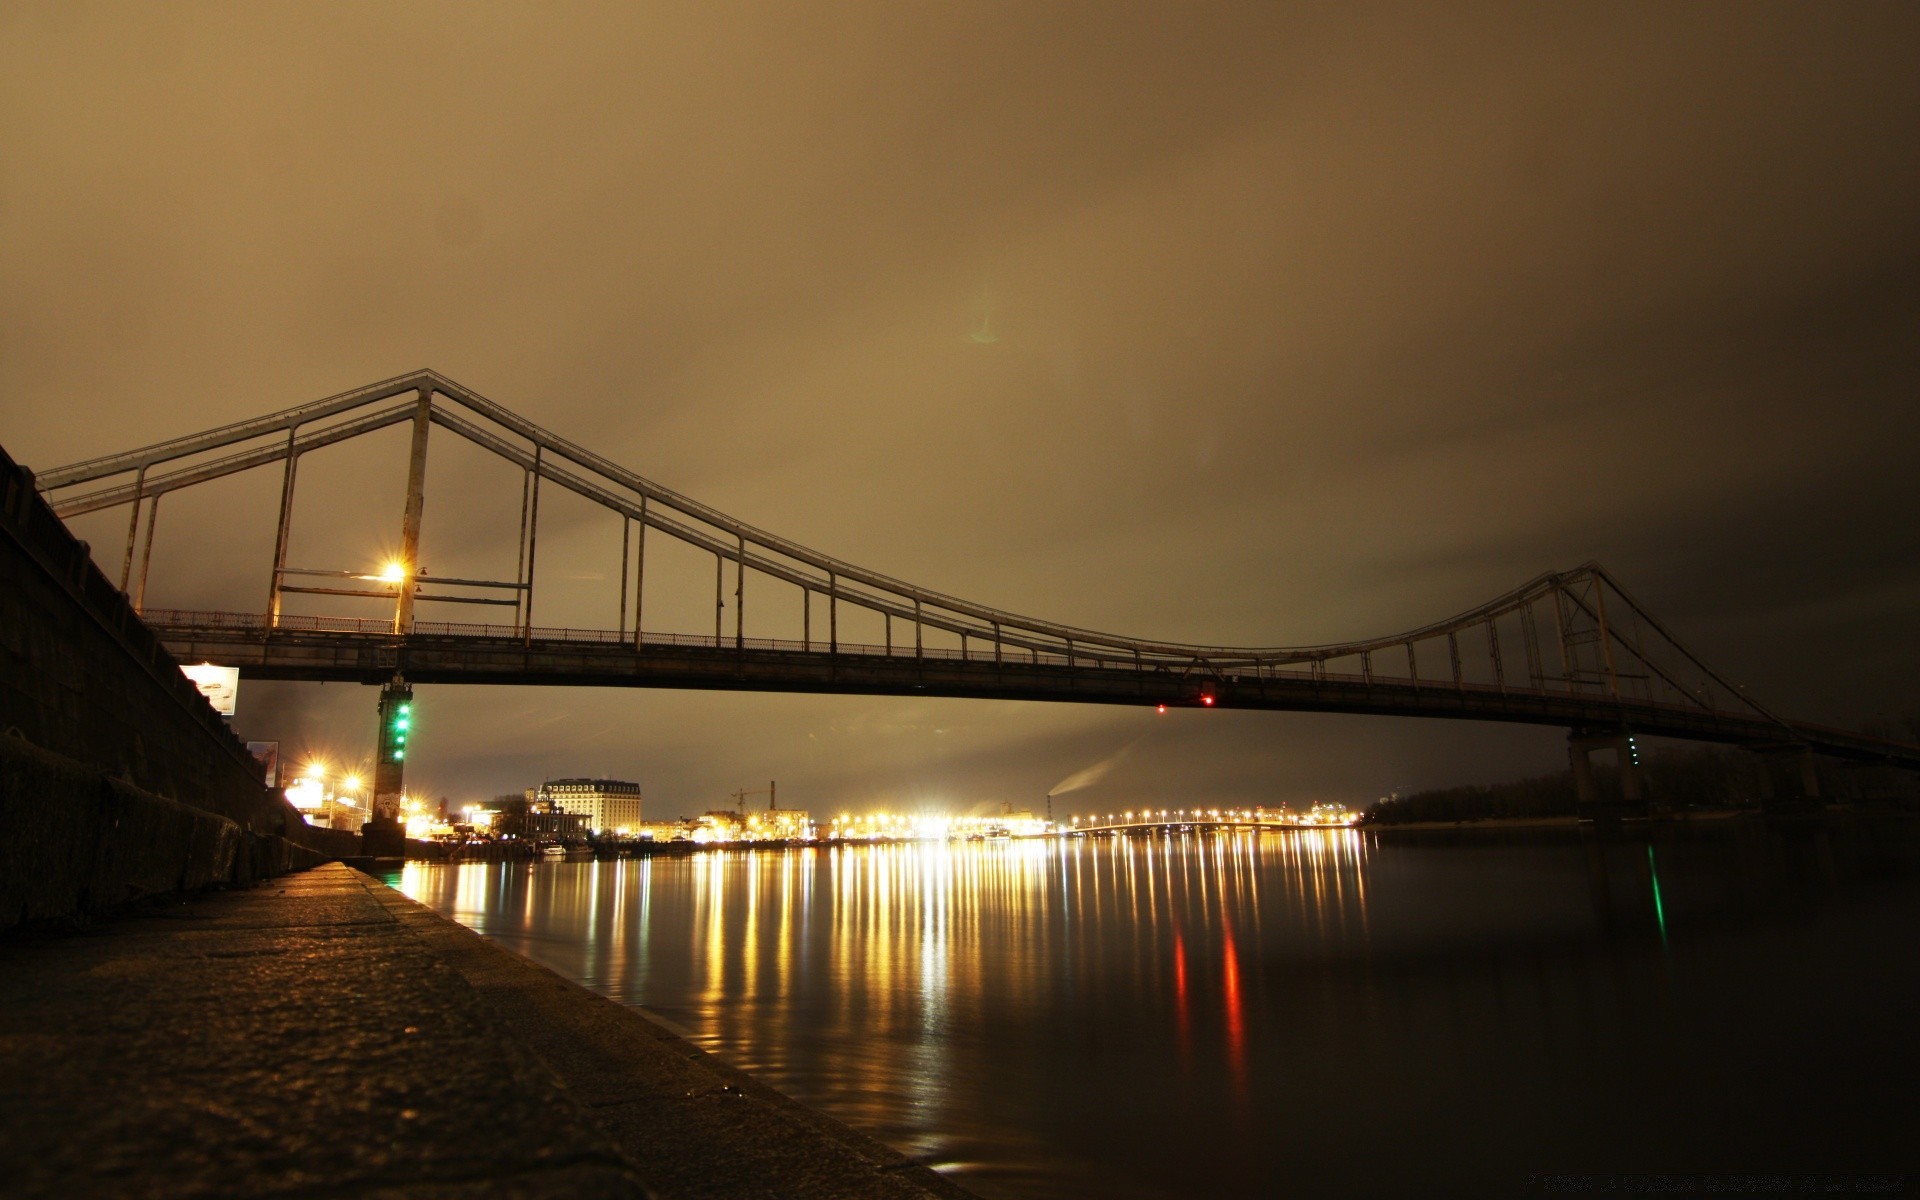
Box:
[743,806,812,840]
[695,810,745,842]
[524,806,590,840]
[630,821,692,842]
[536,778,644,834]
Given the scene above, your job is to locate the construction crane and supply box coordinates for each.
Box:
[729,781,777,814]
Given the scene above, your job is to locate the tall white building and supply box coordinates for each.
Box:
[536,778,644,834]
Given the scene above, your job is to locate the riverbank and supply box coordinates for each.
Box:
[0,862,978,1199]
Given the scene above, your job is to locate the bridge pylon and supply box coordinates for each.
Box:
[1745,740,1823,809]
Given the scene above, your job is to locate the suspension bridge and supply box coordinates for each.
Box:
[28,370,1920,821]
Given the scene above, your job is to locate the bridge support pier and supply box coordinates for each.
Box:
[1568,729,1648,827]
[367,675,413,855]
[1746,742,1823,811]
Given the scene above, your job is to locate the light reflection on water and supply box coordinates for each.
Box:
[398,827,1920,1198]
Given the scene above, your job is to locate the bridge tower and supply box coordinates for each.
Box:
[1746,741,1823,809]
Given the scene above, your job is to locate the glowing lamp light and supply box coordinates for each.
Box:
[1201,695,1216,707]
[1156,704,1167,714]
[378,560,407,584]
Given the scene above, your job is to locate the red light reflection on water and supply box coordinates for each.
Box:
[1221,912,1250,1121]
[1173,928,1191,1063]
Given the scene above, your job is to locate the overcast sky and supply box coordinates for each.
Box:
[4,1,1916,818]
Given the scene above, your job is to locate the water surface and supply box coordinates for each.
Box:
[397,826,1920,1197]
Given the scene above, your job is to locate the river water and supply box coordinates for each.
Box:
[395,824,1920,1198]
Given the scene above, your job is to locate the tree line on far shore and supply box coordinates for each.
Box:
[1361,738,1917,826]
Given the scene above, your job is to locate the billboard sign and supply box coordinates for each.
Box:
[180,663,239,717]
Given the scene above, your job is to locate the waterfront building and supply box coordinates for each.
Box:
[630,820,692,842]
[524,808,590,840]
[745,806,813,840]
[693,807,813,842]
[536,778,644,834]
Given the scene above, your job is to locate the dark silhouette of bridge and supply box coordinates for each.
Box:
[33,370,1920,818]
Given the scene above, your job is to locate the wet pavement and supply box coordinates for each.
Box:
[0,863,971,1200]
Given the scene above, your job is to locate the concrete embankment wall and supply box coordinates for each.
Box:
[0,443,354,930]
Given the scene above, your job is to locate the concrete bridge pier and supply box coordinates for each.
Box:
[362,674,413,859]
[1746,741,1823,811]
[1568,729,1648,829]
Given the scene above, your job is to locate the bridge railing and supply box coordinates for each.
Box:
[146,607,1186,668]
[147,606,1920,761]
[142,606,1720,703]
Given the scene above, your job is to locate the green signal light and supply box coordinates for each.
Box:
[395,716,410,730]
[394,751,405,761]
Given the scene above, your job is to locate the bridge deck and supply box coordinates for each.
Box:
[149,612,1920,768]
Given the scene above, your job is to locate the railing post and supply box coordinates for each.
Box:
[618,518,629,640]
[633,496,646,650]
[514,466,531,633]
[1521,601,1543,688]
[395,386,432,635]
[522,448,541,647]
[133,495,159,615]
[1552,582,1576,693]
[1591,572,1621,700]
[267,428,299,629]
[119,465,145,592]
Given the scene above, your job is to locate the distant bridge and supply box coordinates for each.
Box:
[1063,815,1357,835]
[32,370,1920,811]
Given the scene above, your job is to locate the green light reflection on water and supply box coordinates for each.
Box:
[1647,844,1669,945]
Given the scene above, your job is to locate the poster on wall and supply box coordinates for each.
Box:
[246,741,280,788]
[180,663,239,717]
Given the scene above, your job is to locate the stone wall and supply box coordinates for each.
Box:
[0,442,353,929]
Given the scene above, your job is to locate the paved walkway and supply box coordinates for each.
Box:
[0,864,974,1200]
